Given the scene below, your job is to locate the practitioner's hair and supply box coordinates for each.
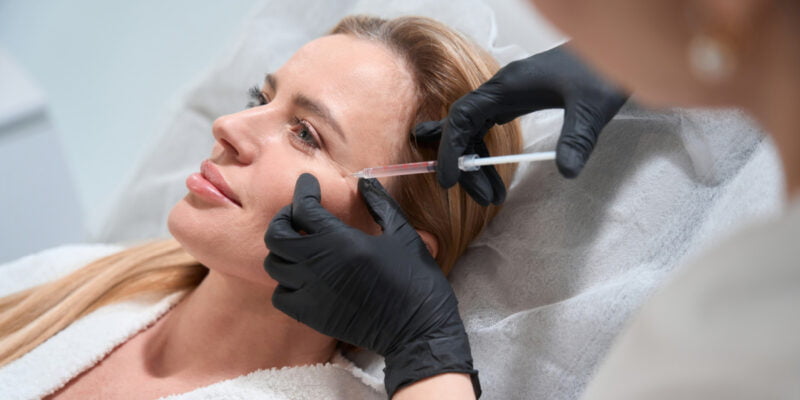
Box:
[0,15,522,366]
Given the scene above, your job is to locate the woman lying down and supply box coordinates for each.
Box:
[0,15,521,399]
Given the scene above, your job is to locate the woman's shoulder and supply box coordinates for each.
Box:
[160,352,386,400]
[0,243,124,296]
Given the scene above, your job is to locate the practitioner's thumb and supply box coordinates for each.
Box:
[358,178,411,235]
[290,173,347,234]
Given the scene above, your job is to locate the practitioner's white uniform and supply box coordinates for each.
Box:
[582,198,800,399]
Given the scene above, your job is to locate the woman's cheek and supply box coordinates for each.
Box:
[266,161,373,233]
[316,172,354,214]
[319,175,380,235]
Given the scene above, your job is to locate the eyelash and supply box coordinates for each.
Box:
[246,85,320,151]
[247,86,267,108]
[289,117,320,150]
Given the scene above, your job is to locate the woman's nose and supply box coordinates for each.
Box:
[211,111,260,165]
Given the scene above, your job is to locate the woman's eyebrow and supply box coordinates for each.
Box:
[265,73,347,143]
[293,94,347,143]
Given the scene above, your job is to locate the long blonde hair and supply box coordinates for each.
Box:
[0,15,522,367]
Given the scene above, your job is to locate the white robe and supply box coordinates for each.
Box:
[0,245,385,400]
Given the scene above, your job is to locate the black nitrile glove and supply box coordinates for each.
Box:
[264,173,480,398]
[415,43,629,205]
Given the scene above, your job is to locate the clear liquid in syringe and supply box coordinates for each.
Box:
[351,160,437,179]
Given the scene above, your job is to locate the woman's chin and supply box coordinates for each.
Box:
[167,197,194,246]
[168,198,223,264]
[167,197,275,286]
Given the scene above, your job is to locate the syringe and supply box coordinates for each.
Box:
[350,151,556,179]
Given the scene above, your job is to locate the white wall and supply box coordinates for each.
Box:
[0,0,261,262]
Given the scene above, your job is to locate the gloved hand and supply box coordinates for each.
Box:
[415,43,629,205]
[264,173,480,398]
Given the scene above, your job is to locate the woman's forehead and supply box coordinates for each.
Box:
[276,35,417,155]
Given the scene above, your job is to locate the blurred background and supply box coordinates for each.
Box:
[0,0,270,263]
[0,0,560,264]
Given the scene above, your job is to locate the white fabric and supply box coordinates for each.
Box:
[450,106,784,399]
[82,0,786,399]
[580,198,800,399]
[0,244,123,297]
[0,246,384,400]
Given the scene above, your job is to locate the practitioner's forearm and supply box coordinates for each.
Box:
[392,373,476,400]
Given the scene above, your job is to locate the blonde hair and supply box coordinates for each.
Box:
[331,15,521,272]
[0,15,522,367]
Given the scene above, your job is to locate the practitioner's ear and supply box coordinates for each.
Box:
[416,230,439,259]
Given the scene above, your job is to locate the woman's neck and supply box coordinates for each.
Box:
[139,270,337,381]
[742,13,800,201]
[764,108,800,201]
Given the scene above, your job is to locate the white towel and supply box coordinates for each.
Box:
[0,246,385,400]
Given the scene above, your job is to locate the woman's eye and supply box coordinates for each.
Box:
[246,85,268,108]
[243,84,320,151]
[291,119,321,150]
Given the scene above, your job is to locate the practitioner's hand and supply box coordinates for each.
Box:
[264,173,479,398]
[415,43,628,205]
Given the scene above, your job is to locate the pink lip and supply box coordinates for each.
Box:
[185,161,242,207]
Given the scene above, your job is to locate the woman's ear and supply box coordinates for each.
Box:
[416,230,439,259]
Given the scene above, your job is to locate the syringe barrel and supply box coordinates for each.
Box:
[358,161,437,178]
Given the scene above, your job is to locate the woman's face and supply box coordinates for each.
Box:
[168,34,417,286]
